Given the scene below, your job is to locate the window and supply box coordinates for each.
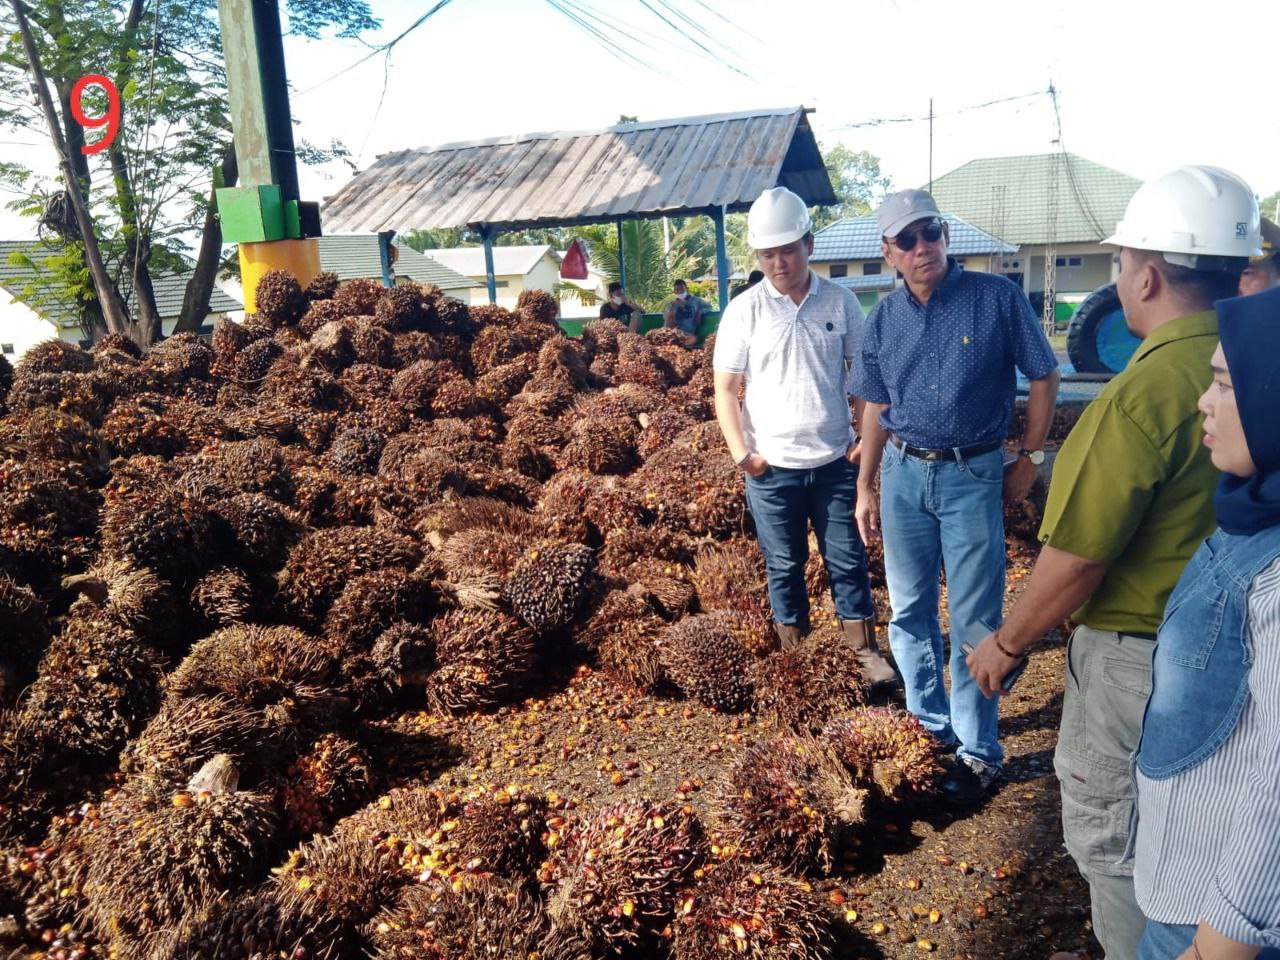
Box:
[1,343,13,354]
[863,262,882,276]
[1055,256,1084,268]
[828,264,848,278]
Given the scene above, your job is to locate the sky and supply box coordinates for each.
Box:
[3,0,1280,242]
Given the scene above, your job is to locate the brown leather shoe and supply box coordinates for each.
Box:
[840,618,900,689]
[774,621,807,650]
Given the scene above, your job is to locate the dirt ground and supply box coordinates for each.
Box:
[393,535,1099,960]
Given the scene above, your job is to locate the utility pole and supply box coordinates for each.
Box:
[215,0,322,311]
[928,98,934,192]
[10,0,133,340]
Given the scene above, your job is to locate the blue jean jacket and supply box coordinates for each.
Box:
[1137,525,1280,779]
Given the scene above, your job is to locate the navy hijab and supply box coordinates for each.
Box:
[1215,286,1280,535]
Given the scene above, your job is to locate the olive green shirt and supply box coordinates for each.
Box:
[1038,310,1219,634]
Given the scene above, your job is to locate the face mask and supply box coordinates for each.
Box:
[611,295,623,305]
[675,292,688,301]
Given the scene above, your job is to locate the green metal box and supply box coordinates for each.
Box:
[215,184,285,243]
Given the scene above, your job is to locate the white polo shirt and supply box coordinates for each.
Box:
[713,271,865,469]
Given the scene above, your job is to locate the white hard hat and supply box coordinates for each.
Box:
[747,187,812,249]
[1105,165,1262,268]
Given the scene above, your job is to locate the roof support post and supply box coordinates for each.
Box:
[711,205,730,310]
[480,225,498,304]
[377,230,396,287]
[616,220,627,292]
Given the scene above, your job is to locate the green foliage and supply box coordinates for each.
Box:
[1261,190,1280,223]
[813,143,893,229]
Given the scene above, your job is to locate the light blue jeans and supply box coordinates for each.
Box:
[879,441,1006,768]
[1138,920,1280,959]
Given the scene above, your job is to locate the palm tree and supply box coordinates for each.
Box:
[572,219,701,313]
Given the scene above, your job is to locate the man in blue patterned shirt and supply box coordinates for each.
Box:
[852,189,1060,797]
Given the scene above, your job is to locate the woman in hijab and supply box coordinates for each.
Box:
[1132,285,1280,960]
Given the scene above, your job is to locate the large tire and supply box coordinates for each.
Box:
[1066,283,1141,374]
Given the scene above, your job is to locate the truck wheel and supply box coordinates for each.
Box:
[1066,283,1141,374]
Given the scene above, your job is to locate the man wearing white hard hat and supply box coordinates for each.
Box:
[712,186,897,687]
[964,165,1261,960]
[853,188,1059,804]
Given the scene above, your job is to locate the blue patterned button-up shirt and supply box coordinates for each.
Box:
[851,259,1057,449]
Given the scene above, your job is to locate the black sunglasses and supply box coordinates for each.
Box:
[888,220,944,251]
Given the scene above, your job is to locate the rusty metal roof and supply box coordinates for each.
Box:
[322,107,836,234]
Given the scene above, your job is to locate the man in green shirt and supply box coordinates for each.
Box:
[964,166,1262,960]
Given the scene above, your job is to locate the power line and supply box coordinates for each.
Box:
[832,89,1048,130]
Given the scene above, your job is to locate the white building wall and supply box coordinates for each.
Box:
[0,288,60,362]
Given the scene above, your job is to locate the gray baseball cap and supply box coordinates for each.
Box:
[877,189,942,239]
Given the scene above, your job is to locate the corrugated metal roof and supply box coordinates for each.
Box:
[317,235,477,289]
[1,240,241,328]
[928,153,1141,246]
[812,214,1016,262]
[323,107,837,234]
[416,245,556,278]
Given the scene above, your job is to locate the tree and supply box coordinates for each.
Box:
[570,219,700,313]
[0,0,376,346]
[1260,190,1280,224]
[812,143,892,229]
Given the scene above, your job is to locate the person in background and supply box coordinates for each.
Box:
[853,188,1059,801]
[664,278,709,345]
[965,166,1262,960]
[1131,286,1280,960]
[713,186,897,687]
[598,281,644,332]
[1239,217,1280,296]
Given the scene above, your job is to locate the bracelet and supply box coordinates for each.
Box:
[994,635,1025,660]
[735,451,752,467]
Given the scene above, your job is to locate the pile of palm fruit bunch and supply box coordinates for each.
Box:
[0,272,947,960]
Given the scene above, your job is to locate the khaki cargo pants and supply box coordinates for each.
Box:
[1054,625,1154,960]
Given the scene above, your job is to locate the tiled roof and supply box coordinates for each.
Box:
[927,153,1142,246]
[812,214,1015,262]
[317,235,477,289]
[416,245,555,278]
[0,240,240,328]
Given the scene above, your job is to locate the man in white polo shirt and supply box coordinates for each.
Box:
[712,186,897,687]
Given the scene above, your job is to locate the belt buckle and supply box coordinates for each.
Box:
[922,448,945,462]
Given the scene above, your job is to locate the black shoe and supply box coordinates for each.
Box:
[941,756,1002,803]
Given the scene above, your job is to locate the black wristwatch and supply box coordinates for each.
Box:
[1018,447,1046,466]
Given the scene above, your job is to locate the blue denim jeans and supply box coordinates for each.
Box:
[744,454,874,627]
[1138,920,1280,960]
[879,441,1006,768]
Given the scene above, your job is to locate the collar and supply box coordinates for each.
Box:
[761,270,819,301]
[1130,309,1218,365]
[901,257,962,307]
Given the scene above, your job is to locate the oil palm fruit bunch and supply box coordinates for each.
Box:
[823,706,941,800]
[0,458,99,583]
[502,540,597,633]
[748,630,867,732]
[424,609,538,715]
[374,283,427,332]
[99,471,212,585]
[18,616,167,767]
[13,339,94,377]
[62,557,177,648]
[711,736,867,874]
[542,799,704,954]
[165,624,346,735]
[557,419,636,475]
[636,408,697,460]
[323,567,436,654]
[306,271,340,302]
[190,566,255,628]
[208,491,297,572]
[78,755,280,954]
[277,525,422,624]
[370,877,552,960]
[0,574,49,705]
[280,733,376,836]
[623,557,696,620]
[331,276,387,320]
[327,423,386,476]
[119,694,274,785]
[144,332,215,384]
[253,270,307,328]
[655,614,754,713]
[671,856,834,960]
[576,589,667,692]
[516,288,560,326]
[692,541,776,656]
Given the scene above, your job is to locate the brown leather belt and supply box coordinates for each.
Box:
[888,434,1002,463]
